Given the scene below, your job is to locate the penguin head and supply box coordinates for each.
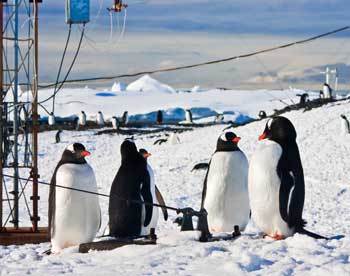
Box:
[139,148,152,159]
[216,131,241,151]
[259,116,297,144]
[120,138,139,161]
[62,143,90,164]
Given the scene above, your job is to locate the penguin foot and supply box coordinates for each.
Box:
[264,233,285,240]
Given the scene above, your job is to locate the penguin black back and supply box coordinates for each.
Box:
[109,139,153,237]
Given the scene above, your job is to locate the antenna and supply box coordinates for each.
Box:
[108,0,128,12]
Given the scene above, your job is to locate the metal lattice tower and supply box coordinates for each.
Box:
[0,0,47,245]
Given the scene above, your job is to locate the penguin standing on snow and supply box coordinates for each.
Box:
[48,143,101,253]
[139,149,168,235]
[340,114,350,134]
[248,116,326,239]
[201,130,250,233]
[109,139,153,237]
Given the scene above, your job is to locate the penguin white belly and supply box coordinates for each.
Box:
[248,140,294,237]
[203,151,250,232]
[51,163,100,252]
[141,165,159,235]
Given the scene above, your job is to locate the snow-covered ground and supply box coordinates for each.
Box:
[1,78,350,275]
[17,75,319,124]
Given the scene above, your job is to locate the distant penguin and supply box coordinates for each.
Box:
[109,139,153,237]
[191,162,209,172]
[323,83,332,99]
[319,90,324,99]
[48,112,55,126]
[340,114,350,134]
[201,130,250,233]
[215,114,224,123]
[79,111,86,126]
[122,111,129,125]
[185,109,193,123]
[48,143,101,253]
[169,132,180,145]
[139,148,168,235]
[111,116,120,130]
[258,110,267,120]
[156,110,163,124]
[297,93,309,105]
[55,130,62,144]
[153,138,168,145]
[249,116,326,239]
[97,111,104,126]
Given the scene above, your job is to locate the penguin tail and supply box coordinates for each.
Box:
[297,227,328,240]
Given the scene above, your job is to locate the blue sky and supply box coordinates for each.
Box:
[36,0,350,89]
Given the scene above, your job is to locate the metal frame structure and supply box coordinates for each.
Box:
[0,0,48,245]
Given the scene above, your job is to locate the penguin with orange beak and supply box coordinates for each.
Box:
[139,148,168,235]
[249,116,326,239]
[48,143,101,253]
[201,130,250,233]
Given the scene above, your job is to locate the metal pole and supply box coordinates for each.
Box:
[12,0,19,229]
[0,0,3,231]
[31,0,39,232]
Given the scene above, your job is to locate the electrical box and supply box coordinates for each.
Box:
[65,0,90,24]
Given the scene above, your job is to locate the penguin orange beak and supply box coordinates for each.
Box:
[232,137,241,143]
[81,150,91,157]
[143,153,152,158]
[259,133,267,141]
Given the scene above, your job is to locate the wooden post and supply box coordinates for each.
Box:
[0,0,3,231]
[31,0,39,232]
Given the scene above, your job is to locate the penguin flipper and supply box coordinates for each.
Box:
[155,185,168,221]
[141,171,153,227]
[200,160,211,209]
[48,172,57,238]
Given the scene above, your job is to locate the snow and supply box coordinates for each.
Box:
[111,82,126,92]
[1,77,350,274]
[126,74,176,94]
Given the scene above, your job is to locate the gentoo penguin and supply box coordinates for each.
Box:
[48,143,100,253]
[185,109,193,123]
[156,110,163,124]
[139,148,168,235]
[109,139,153,237]
[340,114,350,134]
[111,116,120,130]
[97,111,104,126]
[79,111,86,126]
[258,110,267,120]
[191,162,209,172]
[55,130,62,144]
[122,111,129,125]
[48,112,55,126]
[169,131,180,145]
[201,130,250,233]
[248,116,325,239]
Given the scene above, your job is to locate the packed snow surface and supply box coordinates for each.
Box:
[1,79,350,275]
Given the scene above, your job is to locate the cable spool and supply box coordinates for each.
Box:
[48,112,55,126]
